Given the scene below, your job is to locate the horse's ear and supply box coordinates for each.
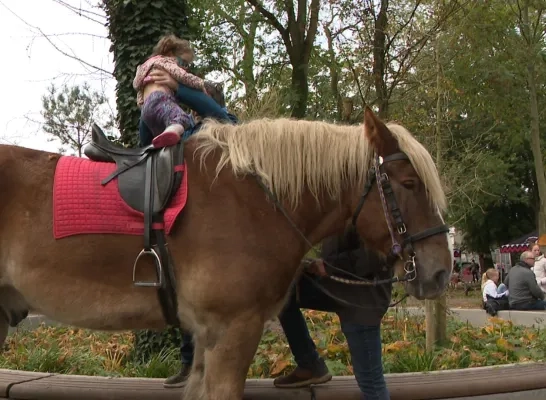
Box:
[363,106,398,156]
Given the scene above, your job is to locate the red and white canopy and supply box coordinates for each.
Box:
[499,230,538,254]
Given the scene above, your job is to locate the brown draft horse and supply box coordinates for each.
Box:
[0,108,452,400]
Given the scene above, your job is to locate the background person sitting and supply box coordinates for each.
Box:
[504,251,546,311]
[481,268,509,315]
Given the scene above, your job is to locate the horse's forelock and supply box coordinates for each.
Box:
[386,123,447,212]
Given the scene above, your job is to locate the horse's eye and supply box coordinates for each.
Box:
[402,181,415,189]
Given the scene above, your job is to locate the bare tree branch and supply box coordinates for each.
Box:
[0,0,112,76]
[246,0,287,36]
[23,32,107,39]
[52,0,106,24]
[303,0,320,57]
[386,0,421,50]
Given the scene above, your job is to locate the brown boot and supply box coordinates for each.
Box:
[163,364,191,388]
[273,362,332,388]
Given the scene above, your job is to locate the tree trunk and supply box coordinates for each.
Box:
[290,61,309,118]
[372,0,389,118]
[102,0,193,147]
[324,24,342,120]
[77,128,82,158]
[241,10,260,104]
[522,2,546,251]
[245,0,320,119]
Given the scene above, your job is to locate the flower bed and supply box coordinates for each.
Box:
[2,310,544,378]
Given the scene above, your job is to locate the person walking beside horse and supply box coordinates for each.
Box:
[273,228,393,400]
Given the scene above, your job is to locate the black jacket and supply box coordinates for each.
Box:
[316,229,393,325]
[504,261,545,306]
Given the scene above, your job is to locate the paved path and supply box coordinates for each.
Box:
[395,307,546,328]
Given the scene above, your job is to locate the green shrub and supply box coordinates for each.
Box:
[131,327,182,362]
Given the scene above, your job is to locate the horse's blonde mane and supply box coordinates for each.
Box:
[191,118,446,212]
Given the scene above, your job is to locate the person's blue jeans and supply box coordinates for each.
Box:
[342,322,389,400]
[278,275,390,400]
[511,300,546,310]
[139,83,232,147]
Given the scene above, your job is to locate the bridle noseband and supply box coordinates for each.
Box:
[346,152,449,285]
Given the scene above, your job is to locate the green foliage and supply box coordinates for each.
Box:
[101,0,198,147]
[433,0,544,252]
[130,326,183,362]
[384,0,545,253]
[41,83,113,157]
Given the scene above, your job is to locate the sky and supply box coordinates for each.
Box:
[0,0,115,153]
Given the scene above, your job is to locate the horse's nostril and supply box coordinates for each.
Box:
[434,269,449,288]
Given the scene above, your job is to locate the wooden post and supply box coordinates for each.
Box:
[425,299,436,351]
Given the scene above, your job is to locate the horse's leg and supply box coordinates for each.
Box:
[202,313,264,400]
[183,335,206,399]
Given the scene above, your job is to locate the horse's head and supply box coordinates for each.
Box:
[352,107,452,300]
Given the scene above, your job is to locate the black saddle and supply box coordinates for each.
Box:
[83,124,182,327]
[84,124,183,215]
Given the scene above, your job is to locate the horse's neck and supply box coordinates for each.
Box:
[185,141,352,248]
[290,191,351,247]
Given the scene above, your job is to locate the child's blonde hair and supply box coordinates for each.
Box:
[152,34,194,59]
[481,268,499,291]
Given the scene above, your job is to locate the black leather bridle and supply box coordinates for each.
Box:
[337,152,450,286]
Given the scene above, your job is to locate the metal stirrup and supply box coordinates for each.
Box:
[132,247,164,287]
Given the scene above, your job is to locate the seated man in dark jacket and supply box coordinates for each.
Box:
[504,251,546,311]
[274,228,393,400]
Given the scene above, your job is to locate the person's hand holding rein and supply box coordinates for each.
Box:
[305,259,327,277]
